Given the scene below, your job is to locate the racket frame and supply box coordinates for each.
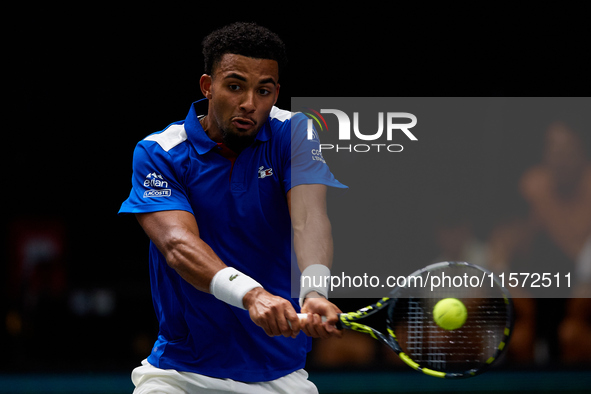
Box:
[335,261,514,379]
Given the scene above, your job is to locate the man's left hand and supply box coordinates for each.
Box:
[300,293,344,339]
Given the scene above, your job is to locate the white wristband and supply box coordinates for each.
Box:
[299,264,330,307]
[210,267,262,310]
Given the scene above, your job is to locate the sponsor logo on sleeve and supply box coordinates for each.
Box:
[142,172,171,198]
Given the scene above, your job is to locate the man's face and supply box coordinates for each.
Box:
[201,54,280,150]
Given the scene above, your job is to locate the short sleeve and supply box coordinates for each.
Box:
[285,113,348,192]
[119,140,194,215]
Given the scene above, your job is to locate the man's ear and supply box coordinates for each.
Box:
[200,74,213,99]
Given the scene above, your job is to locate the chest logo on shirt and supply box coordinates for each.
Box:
[142,172,171,198]
[258,166,273,179]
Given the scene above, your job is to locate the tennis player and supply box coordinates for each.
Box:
[119,22,347,393]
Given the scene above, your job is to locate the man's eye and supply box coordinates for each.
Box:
[229,84,240,91]
[259,89,270,96]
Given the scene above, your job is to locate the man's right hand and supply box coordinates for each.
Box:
[243,287,301,338]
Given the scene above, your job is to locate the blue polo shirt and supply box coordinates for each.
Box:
[119,99,347,382]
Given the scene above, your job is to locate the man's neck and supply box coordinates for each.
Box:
[199,115,223,143]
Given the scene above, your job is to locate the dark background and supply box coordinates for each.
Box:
[2,3,590,378]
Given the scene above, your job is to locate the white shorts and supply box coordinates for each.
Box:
[131,359,319,394]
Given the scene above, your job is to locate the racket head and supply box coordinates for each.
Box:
[386,261,514,379]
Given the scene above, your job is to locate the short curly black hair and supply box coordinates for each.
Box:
[202,22,287,77]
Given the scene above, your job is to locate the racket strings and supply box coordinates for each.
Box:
[394,298,508,372]
[406,299,425,363]
[388,264,511,374]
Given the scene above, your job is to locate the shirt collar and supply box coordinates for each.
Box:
[184,98,272,154]
[184,99,217,155]
[255,120,272,142]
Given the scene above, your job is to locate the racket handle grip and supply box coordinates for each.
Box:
[296,313,328,323]
[287,313,343,330]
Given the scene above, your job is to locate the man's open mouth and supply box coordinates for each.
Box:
[232,117,256,130]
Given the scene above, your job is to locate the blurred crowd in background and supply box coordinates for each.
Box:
[2,118,590,373]
[312,120,591,370]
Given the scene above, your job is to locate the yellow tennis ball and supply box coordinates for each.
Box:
[433,298,467,330]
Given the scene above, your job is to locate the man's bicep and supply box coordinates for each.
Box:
[135,210,227,292]
[136,210,200,247]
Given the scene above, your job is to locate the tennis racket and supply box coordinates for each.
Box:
[298,261,513,379]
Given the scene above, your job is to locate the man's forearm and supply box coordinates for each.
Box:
[293,213,334,272]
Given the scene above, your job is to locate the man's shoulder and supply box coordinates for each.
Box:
[141,122,188,153]
[267,107,308,139]
[269,106,292,123]
[268,107,309,122]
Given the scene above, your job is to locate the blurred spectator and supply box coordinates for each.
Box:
[490,121,591,364]
[6,218,69,369]
[520,122,591,273]
[520,122,591,364]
